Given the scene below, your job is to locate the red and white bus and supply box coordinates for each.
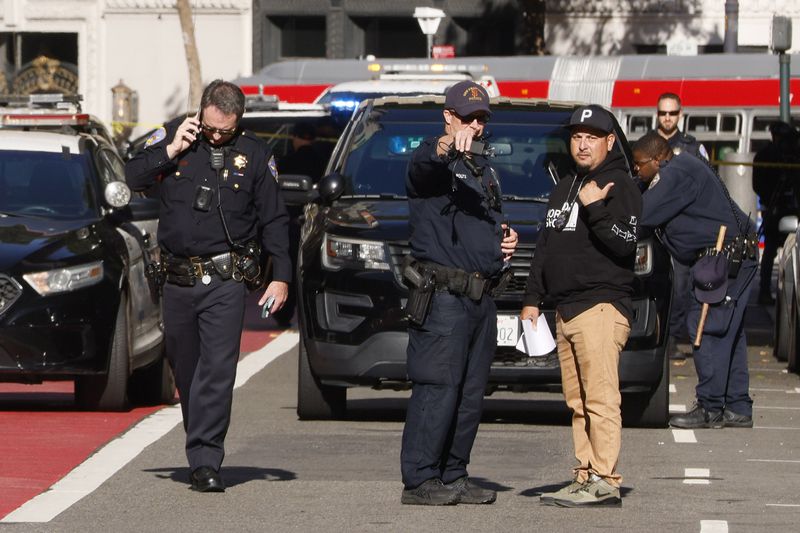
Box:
[237,54,800,158]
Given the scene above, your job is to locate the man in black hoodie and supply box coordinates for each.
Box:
[522,104,641,508]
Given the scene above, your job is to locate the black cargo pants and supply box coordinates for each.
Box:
[401,291,497,489]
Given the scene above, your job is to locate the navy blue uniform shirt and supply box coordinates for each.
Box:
[406,136,505,278]
[641,152,752,264]
[125,117,292,282]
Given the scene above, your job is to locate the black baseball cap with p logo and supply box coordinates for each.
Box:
[567,104,615,135]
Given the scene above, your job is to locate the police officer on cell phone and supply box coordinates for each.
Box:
[126,80,290,492]
[400,80,519,505]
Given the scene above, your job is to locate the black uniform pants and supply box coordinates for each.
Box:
[669,259,692,342]
[163,277,247,471]
[687,259,757,416]
[401,291,496,489]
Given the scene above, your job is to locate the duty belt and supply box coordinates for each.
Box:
[162,251,234,286]
[695,232,758,262]
[418,261,496,301]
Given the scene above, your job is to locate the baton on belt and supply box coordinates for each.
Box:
[693,225,727,348]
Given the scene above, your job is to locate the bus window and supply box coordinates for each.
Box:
[752,116,776,134]
[720,114,740,133]
[686,114,717,133]
[628,115,652,135]
[753,114,800,133]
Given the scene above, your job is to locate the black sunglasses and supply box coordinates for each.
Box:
[657,110,680,117]
[452,110,489,124]
[201,123,237,136]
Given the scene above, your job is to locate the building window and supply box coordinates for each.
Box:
[270,16,326,58]
[0,32,79,95]
[354,17,426,58]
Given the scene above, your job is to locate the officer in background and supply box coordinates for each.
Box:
[651,92,708,159]
[522,105,641,508]
[126,80,291,492]
[633,132,757,429]
[649,92,708,360]
[400,80,518,505]
[752,121,799,305]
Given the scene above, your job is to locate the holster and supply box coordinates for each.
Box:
[402,256,435,326]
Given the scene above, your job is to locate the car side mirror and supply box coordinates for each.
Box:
[317,173,345,205]
[779,215,798,234]
[278,174,319,206]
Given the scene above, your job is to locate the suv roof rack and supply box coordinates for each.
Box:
[0,93,83,112]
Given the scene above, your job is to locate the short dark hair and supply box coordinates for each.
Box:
[632,131,671,159]
[657,92,682,108]
[200,79,245,120]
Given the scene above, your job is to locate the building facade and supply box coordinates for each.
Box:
[253,0,799,70]
[1,0,252,138]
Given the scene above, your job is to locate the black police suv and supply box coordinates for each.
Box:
[0,127,172,410]
[292,96,672,427]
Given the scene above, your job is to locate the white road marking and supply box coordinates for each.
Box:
[766,503,800,507]
[669,384,676,393]
[672,429,697,443]
[749,387,795,393]
[683,468,710,485]
[669,403,686,413]
[1,332,300,524]
[700,520,728,533]
[746,459,800,464]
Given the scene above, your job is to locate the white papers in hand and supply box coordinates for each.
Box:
[515,315,556,357]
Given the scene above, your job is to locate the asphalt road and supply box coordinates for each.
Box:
[2,300,799,533]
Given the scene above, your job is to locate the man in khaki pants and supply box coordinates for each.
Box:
[521,104,641,507]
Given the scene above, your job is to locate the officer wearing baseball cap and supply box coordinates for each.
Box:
[399,80,518,505]
[444,80,492,118]
[522,103,641,507]
[632,131,758,430]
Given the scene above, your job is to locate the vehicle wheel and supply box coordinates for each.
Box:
[128,351,176,406]
[75,294,130,411]
[297,336,346,420]
[621,350,669,428]
[775,289,791,362]
[790,305,800,373]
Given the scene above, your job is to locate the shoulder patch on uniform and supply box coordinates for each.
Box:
[144,127,167,147]
[268,155,279,181]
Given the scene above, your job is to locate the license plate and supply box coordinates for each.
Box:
[496,314,519,346]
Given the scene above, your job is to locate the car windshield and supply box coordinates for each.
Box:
[338,106,576,199]
[238,115,343,162]
[0,150,95,219]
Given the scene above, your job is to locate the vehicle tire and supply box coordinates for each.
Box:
[775,289,791,362]
[128,351,176,406]
[790,305,800,373]
[75,294,130,411]
[621,351,669,428]
[297,336,346,420]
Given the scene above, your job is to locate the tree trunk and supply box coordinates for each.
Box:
[176,0,203,110]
